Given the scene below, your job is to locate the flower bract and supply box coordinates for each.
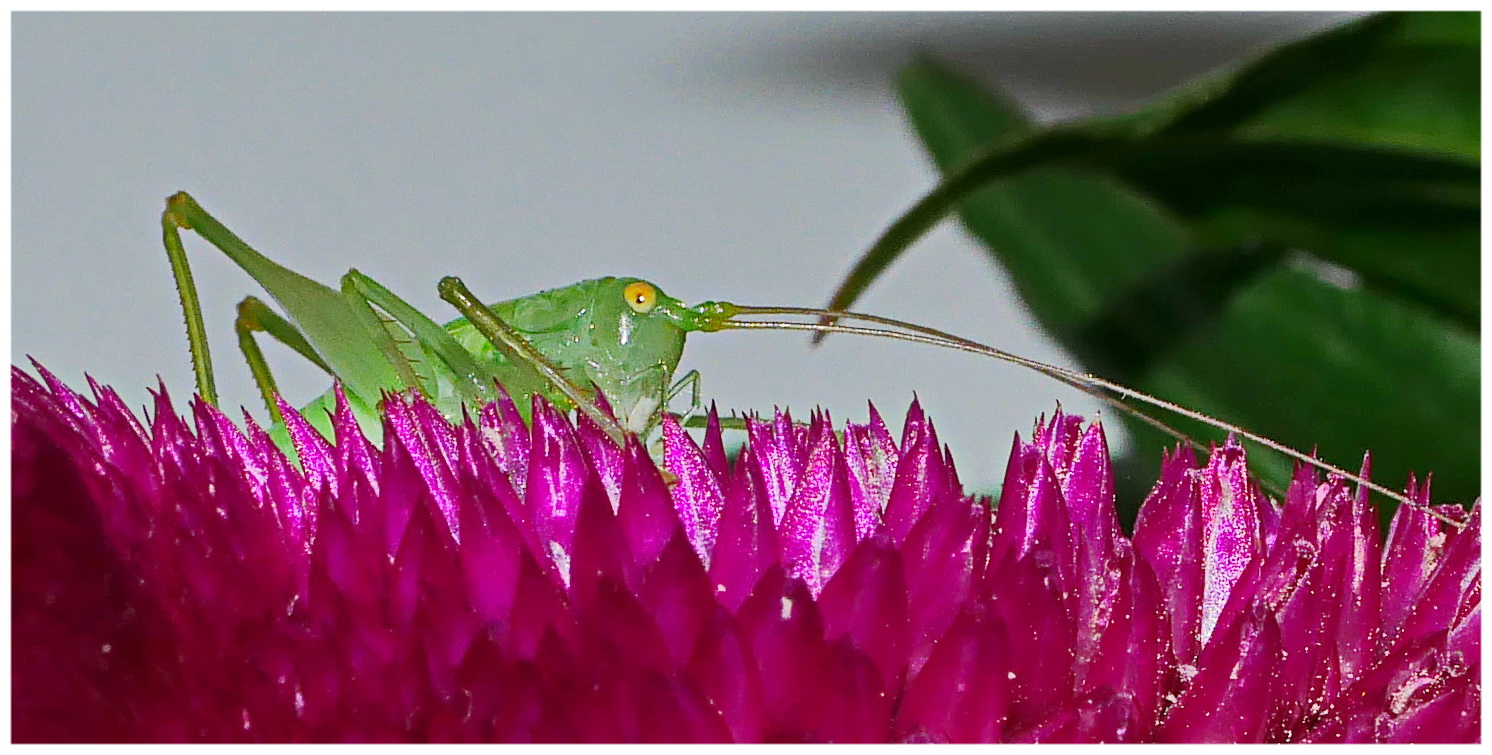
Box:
[11,365,1480,742]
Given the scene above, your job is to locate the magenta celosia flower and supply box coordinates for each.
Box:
[11,364,1480,743]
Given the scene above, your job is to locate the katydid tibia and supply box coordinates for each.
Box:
[160,191,1458,525]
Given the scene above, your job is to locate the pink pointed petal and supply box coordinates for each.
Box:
[882,399,947,541]
[1132,447,1205,664]
[1195,440,1267,646]
[735,568,828,736]
[616,438,683,567]
[383,395,462,537]
[778,429,855,595]
[988,440,1071,579]
[1397,505,1480,650]
[505,552,578,662]
[26,361,92,422]
[524,397,588,564]
[841,402,899,540]
[574,576,673,678]
[990,552,1077,732]
[330,385,381,495]
[818,535,910,689]
[574,408,626,509]
[455,477,527,625]
[476,384,530,482]
[637,672,734,743]
[1062,421,1121,558]
[1383,672,1481,743]
[987,444,1078,622]
[1380,498,1438,645]
[707,454,780,612]
[567,472,637,605]
[1158,610,1280,742]
[1335,458,1386,684]
[1032,408,1084,478]
[799,637,892,743]
[685,605,768,743]
[661,412,725,564]
[276,394,336,491]
[744,412,798,523]
[775,407,807,468]
[1082,550,1172,740]
[243,410,317,545]
[637,532,716,668]
[700,402,730,479]
[894,609,1011,743]
[903,496,989,679]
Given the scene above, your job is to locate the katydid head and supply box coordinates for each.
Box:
[579,279,740,435]
[574,278,696,435]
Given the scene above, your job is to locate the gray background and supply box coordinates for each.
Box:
[14,12,1353,492]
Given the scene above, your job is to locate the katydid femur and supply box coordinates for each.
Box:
[160,191,1458,524]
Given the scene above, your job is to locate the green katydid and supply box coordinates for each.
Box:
[160,191,1458,524]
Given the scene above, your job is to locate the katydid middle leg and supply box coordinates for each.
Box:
[235,295,333,424]
[665,369,707,429]
[667,369,702,415]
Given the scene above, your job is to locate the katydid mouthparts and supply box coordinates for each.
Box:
[159,191,1460,525]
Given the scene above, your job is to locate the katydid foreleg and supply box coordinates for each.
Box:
[436,276,630,446]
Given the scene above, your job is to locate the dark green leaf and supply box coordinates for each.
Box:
[1130,263,1479,508]
[1106,140,1480,326]
[849,15,1481,515]
[819,62,1167,328]
[892,60,1202,365]
[834,13,1478,319]
[1146,12,1479,161]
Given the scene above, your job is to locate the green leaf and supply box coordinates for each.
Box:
[1133,264,1480,508]
[838,13,1481,512]
[1104,140,1480,326]
[830,13,1478,323]
[1145,11,1479,161]
[827,60,1192,343]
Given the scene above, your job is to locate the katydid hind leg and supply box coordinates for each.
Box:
[160,201,218,406]
[162,192,406,405]
[336,270,434,399]
[337,269,549,415]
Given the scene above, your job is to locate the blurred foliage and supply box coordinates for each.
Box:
[826,12,1479,521]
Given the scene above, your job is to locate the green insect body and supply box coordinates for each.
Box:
[161,191,732,450]
[159,191,1456,523]
[295,277,696,442]
[445,277,687,434]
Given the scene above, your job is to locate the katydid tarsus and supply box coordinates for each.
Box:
[160,191,1458,525]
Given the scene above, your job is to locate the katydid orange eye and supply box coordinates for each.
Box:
[624,281,657,313]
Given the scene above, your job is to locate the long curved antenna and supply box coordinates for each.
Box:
[747,307,1203,447]
[717,305,1462,527]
